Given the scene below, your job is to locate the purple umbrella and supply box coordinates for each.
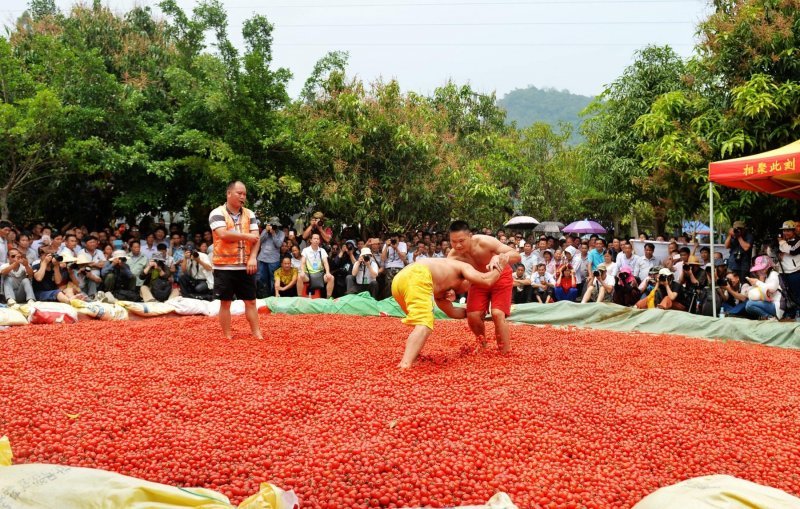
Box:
[562,219,607,234]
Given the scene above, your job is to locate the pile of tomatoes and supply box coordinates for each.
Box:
[2,314,800,509]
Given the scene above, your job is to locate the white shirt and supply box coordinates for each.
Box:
[520,252,538,277]
[531,272,555,287]
[616,253,641,277]
[141,242,158,260]
[0,262,29,280]
[301,246,328,273]
[185,252,214,290]
[638,256,657,281]
[605,261,619,279]
[354,260,379,284]
[384,243,408,270]
[290,256,302,270]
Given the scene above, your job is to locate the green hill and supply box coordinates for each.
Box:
[498,86,594,142]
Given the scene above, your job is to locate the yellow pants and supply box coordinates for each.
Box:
[391,264,434,330]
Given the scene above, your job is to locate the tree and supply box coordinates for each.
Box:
[581,45,688,236]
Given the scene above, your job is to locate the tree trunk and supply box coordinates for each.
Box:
[613,216,620,239]
[630,215,639,240]
[0,189,8,220]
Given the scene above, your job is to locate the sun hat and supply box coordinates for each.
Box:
[619,266,633,275]
[151,252,166,262]
[564,246,577,256]
[74,252,92,266]
[649,266,661,275]
[596,264,607,271]
[732,220,746,229]
[360,247,373,257]
[781,220,796,230]
[57,252,78,264]
[312,211,325,220]
[110,250,127,261]
[686,256,702,266]
[714,258,728,267]
[750,255,772,273]
[658,267,673,277]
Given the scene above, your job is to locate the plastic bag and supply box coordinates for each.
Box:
[169,297,213,316]
[633,475,800,509]
[0,436,298,509]
[118,300,176,317]
[20,302,79,324]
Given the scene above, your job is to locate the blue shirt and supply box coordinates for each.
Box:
[587,249,605,271]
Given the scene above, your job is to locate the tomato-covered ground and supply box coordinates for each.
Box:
[2,314,800,509]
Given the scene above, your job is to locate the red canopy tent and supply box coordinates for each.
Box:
[709,139,800,199]
[705,139,800,316]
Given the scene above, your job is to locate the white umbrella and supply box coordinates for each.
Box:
[504,216,540,229]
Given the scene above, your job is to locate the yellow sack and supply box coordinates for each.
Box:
[633,475,800,509]
[645,287,657,309]
[0,307,28,326]
[118,300,176,317]
[0,436,297,509]
[70,300,129,321]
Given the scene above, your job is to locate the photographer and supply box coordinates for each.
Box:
[302,211,331,244]
[718,270,750,317]
[347,247,379,298]
[744,255,785,320]
[178,248,214,300]
[725,220,754,280]
[256,218,285,297]
[778,220,800,319]
[139,252,174,302]
[680,255,708,314]
[32,250,79,303]
[635,266,661,309]
[700,259,729,316]
[72,252,103,299]
[98,250,138,302]
[381,233,408,299]
[330,240,357,297]
[1,248,35,305]
[580,263,614,303]
[612,266,640,307]
[654,267,686,311]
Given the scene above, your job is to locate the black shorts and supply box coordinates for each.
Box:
[213,269,257,301]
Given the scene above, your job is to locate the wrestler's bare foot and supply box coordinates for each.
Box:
[496,337,511,354]
[398,361,412,369]
[253,333,264,340]
[475,335,488,352]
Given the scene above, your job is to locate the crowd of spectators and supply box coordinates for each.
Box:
[0,214,798,322]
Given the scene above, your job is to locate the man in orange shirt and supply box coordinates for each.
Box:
[209,181,262,339]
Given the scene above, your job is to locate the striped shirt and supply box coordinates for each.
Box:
[209,205,259,270]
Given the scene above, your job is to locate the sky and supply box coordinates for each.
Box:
[1,0,713,100]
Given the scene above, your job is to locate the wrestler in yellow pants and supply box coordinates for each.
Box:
[391,264,435,368]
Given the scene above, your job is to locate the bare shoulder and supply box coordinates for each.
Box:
[472,234,503,252]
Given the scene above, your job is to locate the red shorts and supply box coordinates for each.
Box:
[466,265,513,317]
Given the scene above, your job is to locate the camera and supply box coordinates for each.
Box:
[619,272,629,281]
[362,254,371,261]
[119,257,127,263]
[391,239,397,245]
[192,251,199,258]
[593,270,600,277]
[716,278,728,288]
[658,274,667,282]
[53,254,63,262]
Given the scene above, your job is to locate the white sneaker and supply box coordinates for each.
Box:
[6,299,16,306]
[93,291,104,302]
[104,293,118,304]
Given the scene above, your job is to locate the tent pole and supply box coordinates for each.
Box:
[709,182,717,318]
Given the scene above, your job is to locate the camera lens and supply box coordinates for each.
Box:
[53,255,63,262]
[659,275,667,282]
[593,271,600,277]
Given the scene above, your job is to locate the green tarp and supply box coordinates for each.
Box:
[261,294,800,349]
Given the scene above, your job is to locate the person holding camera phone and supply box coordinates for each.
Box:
[256,217,285,297]
[1,247,35,305]
[178,247,214,300]
[554,263,578,302]
[381,233,408,299]
[347,247,379,298]
[635,265,662,308]
[725,220,754,281]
